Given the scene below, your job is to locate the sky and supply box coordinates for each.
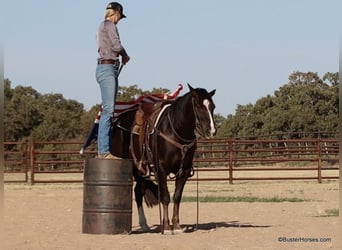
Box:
[2,0,340,116]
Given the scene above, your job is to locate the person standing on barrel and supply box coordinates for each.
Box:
[96,2,130,159]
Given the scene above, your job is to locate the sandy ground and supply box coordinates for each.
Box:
[3,179,339,250]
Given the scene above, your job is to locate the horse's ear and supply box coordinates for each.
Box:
[187,83,194,91]
[209,89,216,97]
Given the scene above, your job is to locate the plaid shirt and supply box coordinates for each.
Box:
[96,20,127,61]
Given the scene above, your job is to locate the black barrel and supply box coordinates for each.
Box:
[82,158,133,234]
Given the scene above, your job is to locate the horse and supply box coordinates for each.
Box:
[110,84,216,234]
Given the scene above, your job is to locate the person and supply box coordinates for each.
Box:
[96,2,130,159]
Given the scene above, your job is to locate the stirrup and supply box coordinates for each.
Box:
[142,171,156,181]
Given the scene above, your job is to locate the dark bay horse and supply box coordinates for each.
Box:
[110,84,216,234]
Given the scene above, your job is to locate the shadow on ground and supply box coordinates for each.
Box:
[131,221,271,234]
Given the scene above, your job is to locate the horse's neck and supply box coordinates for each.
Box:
[168,96,196,133]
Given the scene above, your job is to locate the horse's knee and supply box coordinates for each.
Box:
[161,196,170,205]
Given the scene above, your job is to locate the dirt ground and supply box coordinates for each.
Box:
[3,179,339,250]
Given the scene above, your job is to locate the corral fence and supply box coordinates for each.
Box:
[4,137,339,184]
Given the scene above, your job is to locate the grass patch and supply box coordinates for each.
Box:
[181,196,309,203]
[318,209,339,217]
[4,183,83,190]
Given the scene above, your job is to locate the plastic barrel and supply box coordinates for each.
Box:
[82,158,133,234]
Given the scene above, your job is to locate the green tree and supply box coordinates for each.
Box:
[117,85,143,101]
[4,83,43,141]
[30,93,84,141]
[4,71,338,142]
[219,71,338,138]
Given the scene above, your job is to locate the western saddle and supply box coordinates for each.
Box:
[131,101,172,177]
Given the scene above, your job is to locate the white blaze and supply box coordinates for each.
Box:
[203,99,216,136]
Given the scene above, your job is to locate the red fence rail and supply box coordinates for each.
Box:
[3,137,339,184]
[192,138,339,183]
[4,142,29,183]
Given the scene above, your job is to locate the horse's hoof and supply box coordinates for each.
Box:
[140,225,150,232]
[172,228,186,234]
[141,227,150,233]
[162,229,173,235]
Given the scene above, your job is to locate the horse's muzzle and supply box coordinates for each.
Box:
[200,128,216,139]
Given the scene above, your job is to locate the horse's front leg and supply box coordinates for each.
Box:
[159,174,172,234]
[134,180,149,232]
[162,203,171,234]
[172,168,191,233]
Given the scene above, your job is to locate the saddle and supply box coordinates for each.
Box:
[131,101,171,177]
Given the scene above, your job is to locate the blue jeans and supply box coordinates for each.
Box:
[96,64,119,155]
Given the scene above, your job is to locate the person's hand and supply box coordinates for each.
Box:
[122,55,130,65]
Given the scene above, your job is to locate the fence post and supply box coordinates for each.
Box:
[317,137,322,183]
[228,139,233,184]
[24,142,29,183]
[30,139,35,185]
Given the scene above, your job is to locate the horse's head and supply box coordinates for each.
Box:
[188,83,216,139]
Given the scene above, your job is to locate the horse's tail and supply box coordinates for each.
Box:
[142,179,159,208]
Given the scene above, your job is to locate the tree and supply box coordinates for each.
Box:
[117,85,143,101]
[4,83,43,141]
[219,71,338,138]
[4,71,338,142]
[4,80,86,141]
[30,93,84,141]
[116,85,171,102]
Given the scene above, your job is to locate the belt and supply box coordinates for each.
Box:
[98,59,120,66]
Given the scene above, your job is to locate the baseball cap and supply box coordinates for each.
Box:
[106,2,126,18]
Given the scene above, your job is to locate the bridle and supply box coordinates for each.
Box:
[192,97,206,137]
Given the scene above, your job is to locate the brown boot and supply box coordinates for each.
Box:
[97,153,122,159]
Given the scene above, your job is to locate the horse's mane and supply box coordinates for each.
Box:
[168,92,193,128]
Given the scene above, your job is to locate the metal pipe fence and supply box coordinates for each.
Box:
[192,138,338,183]
[4,141,29,183]
[3,137,339,184]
